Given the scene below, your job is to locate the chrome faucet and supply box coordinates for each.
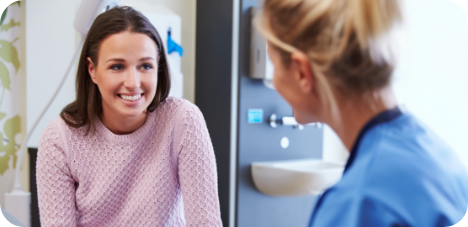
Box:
[268,114,322,130]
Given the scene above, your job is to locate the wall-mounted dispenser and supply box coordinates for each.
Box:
[249,8,275,89]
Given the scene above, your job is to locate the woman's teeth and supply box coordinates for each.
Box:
[120,94,142,101]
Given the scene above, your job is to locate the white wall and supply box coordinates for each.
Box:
[25,0,80,148]
[322,0,468,168]
[393,0,468,167]
[322,125,348,163]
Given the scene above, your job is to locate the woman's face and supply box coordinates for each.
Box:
[267,43,322,124]
[88,31,158,120]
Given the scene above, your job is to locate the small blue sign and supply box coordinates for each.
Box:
[247,109,263,123]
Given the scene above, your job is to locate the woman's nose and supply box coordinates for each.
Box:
[124,68,141,90]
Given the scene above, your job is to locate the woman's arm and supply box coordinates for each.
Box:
[177,104,222,227]
[36,120,77,226]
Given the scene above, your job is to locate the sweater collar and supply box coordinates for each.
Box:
[94,110,156,143]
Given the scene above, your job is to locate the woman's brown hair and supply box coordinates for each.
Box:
[61,6,171,135]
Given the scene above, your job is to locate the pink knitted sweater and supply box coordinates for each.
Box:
[36,97,222,227]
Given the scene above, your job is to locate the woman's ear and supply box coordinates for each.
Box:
[290,51,315,95]
[87,57,98,84]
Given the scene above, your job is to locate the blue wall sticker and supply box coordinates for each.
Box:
[247,109,263,123]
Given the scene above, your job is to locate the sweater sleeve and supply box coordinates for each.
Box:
[177,103,222,227]
[36,120,77,227]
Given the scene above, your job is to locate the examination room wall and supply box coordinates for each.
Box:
[392,0,468,168]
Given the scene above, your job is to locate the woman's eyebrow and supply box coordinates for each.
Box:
[140,57,155,61]
[105,57,155,63]
[106,58,125,63]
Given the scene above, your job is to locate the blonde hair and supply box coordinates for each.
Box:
[256,0,404,120]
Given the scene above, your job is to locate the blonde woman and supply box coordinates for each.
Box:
[256,0,468,226]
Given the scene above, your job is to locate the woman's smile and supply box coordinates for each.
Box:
[117,93,145,104]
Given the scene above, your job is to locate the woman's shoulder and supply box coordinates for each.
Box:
[38,116,72,154]
[351,113,468,211]
[155,96,207,135]
[41,115,89,144]
[341,112,467,190]
[53,114,86,133]
[155,96,201,119]
[362,113,450,156]
[360,113,462,173]
[42,116,68,137]
[158,96,192,108]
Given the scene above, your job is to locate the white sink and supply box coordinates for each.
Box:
[251,159,345,197]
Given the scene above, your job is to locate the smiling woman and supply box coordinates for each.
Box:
[35,6,222,227]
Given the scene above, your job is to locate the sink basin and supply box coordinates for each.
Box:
[251,159,345,197]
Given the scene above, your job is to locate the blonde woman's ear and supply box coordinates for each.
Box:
[87,57,98,84]
[290,51,315,95]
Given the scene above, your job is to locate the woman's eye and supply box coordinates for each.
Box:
[110,64,124,70]
[140,63,153,70]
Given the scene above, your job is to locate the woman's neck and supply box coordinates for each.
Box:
[99,108,147,135]
[327,86,398,151]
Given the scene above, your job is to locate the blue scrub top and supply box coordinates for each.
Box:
[309,107,468,227]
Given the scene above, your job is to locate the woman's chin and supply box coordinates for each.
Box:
[116,108,147,119]
[113,99,148,118]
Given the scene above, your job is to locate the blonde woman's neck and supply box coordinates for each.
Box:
[327,86,398,151]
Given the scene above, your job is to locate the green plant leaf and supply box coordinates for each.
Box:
[0,112,6,121]
[0,40,20,73]
[0,7,7,26]
[0,115,21,175]
[0,60,10,90]
[0,1,20,26]
[0,19,19,32]
[0,131,9,175]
